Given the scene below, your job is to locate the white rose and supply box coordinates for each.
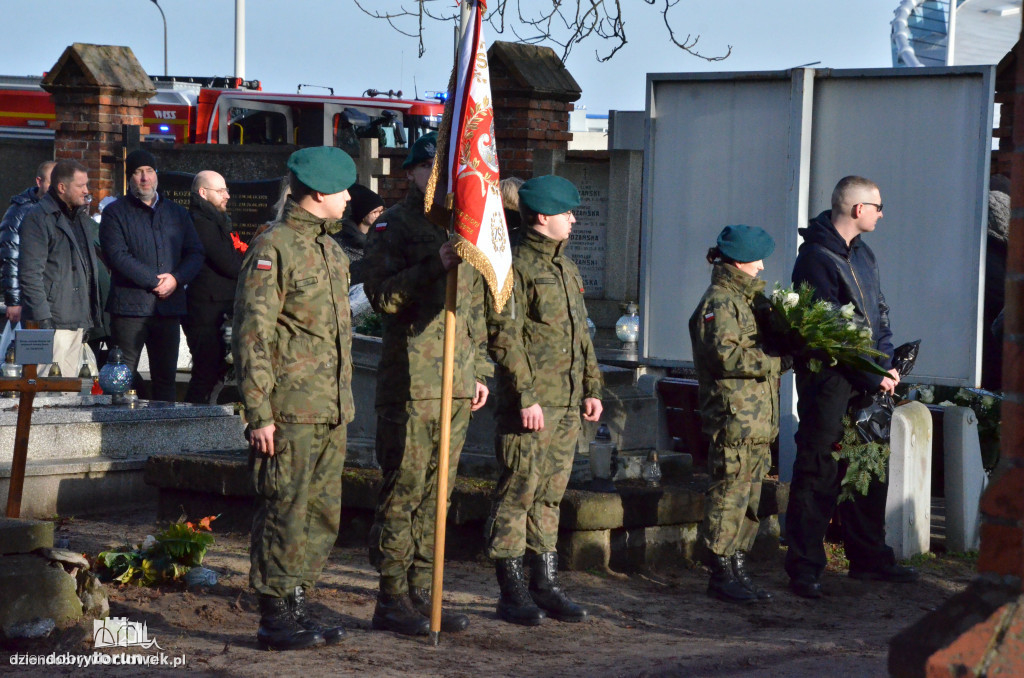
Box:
[839,303,856,319]
[938,400,955,407]
[784,292,800,309]
[981,395,995,408]
[859,328,872,341]
[846,322,858,332]
[141,535,157,551]
[917,386,934,404]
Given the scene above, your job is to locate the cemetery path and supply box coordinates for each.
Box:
[4,508,974,677]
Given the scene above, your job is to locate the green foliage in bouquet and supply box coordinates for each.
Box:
[768,283,890,378]
[834,417,889,502]
[97,515,218,586]
[355,311,384,337]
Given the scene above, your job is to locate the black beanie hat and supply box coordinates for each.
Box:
[125,149,157,177]
[347,184,385,224]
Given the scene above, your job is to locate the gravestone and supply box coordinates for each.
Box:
[559,163,608,298]
[943,406,987,552]
[158,171,284,242]
[885,401,933,559]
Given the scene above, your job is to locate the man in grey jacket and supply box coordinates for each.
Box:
[18,159,102,376]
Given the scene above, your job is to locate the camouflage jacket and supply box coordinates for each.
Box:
[233,200,353,429]
[487,227,603,419]
[688,263,780,445]
[362,187,491,406]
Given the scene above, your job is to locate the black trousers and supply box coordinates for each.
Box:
[784,368,896,582]
[182,300,232,404]
[109,314,181,403]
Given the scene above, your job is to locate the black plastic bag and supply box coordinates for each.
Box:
[849,340,921,444]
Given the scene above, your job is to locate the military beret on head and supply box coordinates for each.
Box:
[517,175,580,216]
[402,132,438,169]
[716,224,775,263]
[287,146,357,195]
[125,149,157,176]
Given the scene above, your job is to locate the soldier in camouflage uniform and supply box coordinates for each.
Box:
[486,175,603,625]
[362,133,492,636]
[234,146,356,650]
[688,224,784,604]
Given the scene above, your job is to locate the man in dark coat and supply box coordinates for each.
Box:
[0,160,55,324]
[100,149,204,401]
[183,170,243,404]
[785,175,917,599]
[332,183,383,286]
[18,159,102,377]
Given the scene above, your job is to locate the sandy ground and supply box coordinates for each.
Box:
[1,508,974,678]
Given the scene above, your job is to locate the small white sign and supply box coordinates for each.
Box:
[14,329,54,365]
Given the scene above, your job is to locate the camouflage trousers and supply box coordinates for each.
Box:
[371,398,471,595]
[249,421,346,598]
[701,435,770,557]
[487,405,581,560]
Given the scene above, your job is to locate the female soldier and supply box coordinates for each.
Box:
[688,224,785,604]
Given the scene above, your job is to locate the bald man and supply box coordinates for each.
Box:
[183,170,242,403]
[785,175,917,599]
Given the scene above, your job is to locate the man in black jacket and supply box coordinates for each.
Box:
[1,160,55,324]
[18,160,101,377]
[100,150,204,402]
[785,175,917,599]
[183,170,242,404]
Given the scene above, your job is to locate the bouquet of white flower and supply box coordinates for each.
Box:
[764,282,891,378]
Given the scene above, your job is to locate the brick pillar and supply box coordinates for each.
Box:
[487,41,581,179]
[40,44,155,208]
[888,27,1024,678]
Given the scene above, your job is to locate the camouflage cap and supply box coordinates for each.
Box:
[287,146,356,194]
[517,175,580,216]
[402,132,438,169]
[716,224,775,263]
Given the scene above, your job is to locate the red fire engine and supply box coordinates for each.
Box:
[0,75,443,151]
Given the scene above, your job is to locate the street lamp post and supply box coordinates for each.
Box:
[150,0,168,76]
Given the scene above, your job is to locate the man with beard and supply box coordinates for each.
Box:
[183,171,243,404]
[18,159,102,377]
[100,150,204,401]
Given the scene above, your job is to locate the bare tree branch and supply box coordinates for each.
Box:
[354,0,731,64]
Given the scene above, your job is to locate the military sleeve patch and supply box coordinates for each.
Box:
[703,312,715,323]
[256,259,273,271]
[375,221,388,231]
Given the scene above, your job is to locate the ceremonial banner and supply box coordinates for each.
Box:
[438,0,513,312]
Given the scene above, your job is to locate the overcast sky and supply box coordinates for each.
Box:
[3,1,899,113]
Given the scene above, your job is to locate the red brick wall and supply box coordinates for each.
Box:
[50,89,149,210]
[976,31,1024,587]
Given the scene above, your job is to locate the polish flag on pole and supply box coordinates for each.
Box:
[444,0,513,312]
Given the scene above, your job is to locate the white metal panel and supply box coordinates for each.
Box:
[809,68,992,385]
[641,67,993,386]
[641,73,798,365]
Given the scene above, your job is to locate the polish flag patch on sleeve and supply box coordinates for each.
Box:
[256,258,273,271]
[703,312,715,323]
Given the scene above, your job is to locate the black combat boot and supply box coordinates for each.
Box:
[409,587,470,632]
[707,555,757,603]
[528,552,588,622]
[731,551,773,601]
[256,595,325,651]
[290,586,346,644]
[371,591,430,636]
[495,557,546,626]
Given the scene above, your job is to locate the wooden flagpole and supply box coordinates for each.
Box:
[430,0,474,647]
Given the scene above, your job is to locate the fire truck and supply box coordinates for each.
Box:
[0,74,443,152]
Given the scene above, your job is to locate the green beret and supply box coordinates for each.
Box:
[402,132,438,169]
[287,146,356,194]
[518,175,580,216]
[717,224,775,263]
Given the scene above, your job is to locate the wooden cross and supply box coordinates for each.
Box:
[2,361,82,518]
[356,138,391,193]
